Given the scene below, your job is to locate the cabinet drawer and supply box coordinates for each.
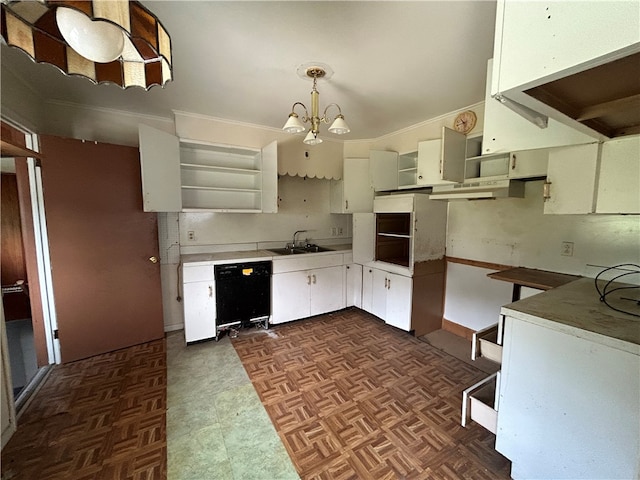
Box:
[183,265,214,283]
[472,324,503,364]
[462,372,499,434]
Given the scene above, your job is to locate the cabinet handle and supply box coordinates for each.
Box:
[418,175,423,179]
[384,278,387,288]
[312,274,316,284]
[307,275,311,285]
[543,179,552,201]
[511,153,517,170]
[345,200,349,210]
[208,285,213,297]
[387,278,391,289]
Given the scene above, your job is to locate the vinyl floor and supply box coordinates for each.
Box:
[232,308,512,479]
[0,339,166,480]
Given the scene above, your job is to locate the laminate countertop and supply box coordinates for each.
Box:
[501,277,640,355]
[181,244,352,266]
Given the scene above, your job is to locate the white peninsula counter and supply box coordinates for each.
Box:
[495,278,640,479]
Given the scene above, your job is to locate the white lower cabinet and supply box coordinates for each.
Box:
[272,265,345,324]
[362,267,412,331]
[182,265,216,343]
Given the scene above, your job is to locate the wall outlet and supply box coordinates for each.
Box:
[561,241,574,256]
[187,231,196,241]
[337,227,343,236]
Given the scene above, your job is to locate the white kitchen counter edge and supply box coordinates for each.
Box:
[181,246,352,266]
[500,304,640,356]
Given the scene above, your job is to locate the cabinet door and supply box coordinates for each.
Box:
[507,149,548,179]
[417,127,465,185]
[596,136,640,214]
[310,266,345,316]
[361,267,374,314]
[385,273,412,331]
[370,268,388,320]
[352,213,375,265]
[271,271,310,324]
[346,264,363,308]
[370,150,398,192]
[544,143,600,214]
[138,125,182,212]
[261,141,278,213]
[343,157,373,212]
[183,281,216,342]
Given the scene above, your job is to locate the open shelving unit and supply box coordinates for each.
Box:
[397,151,418,189]
[179,142,263,212]
[375,212,411,267]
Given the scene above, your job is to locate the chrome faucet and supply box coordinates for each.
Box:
[291,230,308,249]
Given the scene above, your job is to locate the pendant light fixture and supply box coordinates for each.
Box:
[283,65,350,145]
[0,0,172,90]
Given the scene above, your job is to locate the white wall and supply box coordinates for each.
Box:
[446,180,640,274]
[443,180,640,331]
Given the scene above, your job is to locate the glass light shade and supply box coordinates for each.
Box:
[328,115,350,135]
[282,114,306,134]
[303,131,323,145]
[56,7,126,63]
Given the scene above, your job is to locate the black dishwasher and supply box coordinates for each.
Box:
[214,261,272,330]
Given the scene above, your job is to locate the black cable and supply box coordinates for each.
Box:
[594,264,640,317]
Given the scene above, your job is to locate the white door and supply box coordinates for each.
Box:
[370,268,388,320]
[261,141,278,213]
[138,124,182,212]
[183,281,216,342]
[544,143,600,214]
[385,272,413,331]
[352,213,375,265]
[361,267,374,314]
[370,150,398,192]
[440,127,467,183]
[507,149,549,179]
[310,266,345,316]
[343,158,373,212]
[271,271,310,324]
[596,136,640,214]
[345,264,363,308]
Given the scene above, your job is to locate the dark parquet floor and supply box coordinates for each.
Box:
[232,309,512,480]
[1,339,166,480]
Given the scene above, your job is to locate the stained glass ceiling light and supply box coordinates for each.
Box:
[0,0,172,90]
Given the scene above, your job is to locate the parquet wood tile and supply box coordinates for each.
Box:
[1,339,166,480]
[232,308,512,480]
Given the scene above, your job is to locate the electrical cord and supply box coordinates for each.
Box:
[594,264,640,317]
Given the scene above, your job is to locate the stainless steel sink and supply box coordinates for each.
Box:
[267,245,334,255]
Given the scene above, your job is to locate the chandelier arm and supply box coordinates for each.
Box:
[290,102,310,123]
[321,103,344,123]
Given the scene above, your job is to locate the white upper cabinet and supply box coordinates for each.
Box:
[370,150,398,192]
[138,125,277,213]
[491,0,640,139]
[544,143,600,215]
[543,135,640,214]
[330,157,374,213]
[416,127,466,186]
[482,59,594,154]
[595,136,640,214]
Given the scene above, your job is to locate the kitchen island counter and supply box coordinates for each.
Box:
[501,277,640,354]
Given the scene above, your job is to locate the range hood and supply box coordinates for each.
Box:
[429,179,525,201]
